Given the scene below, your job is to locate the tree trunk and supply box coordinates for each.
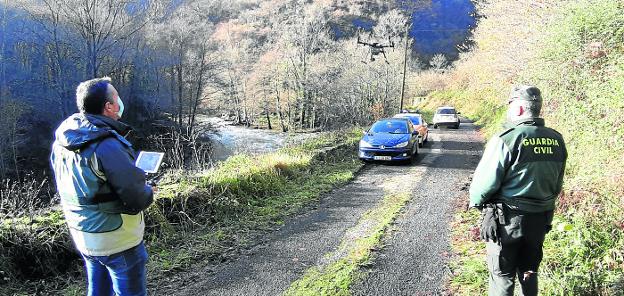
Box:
[265,108,272,130]
[275,88,287,132]
[169,66,176,121]
[90,35,98,78]
[286,87,293,128]
[177,60,183,127]
[242,81,249,127]
[189,46,207,135]
[299,94,306,130]
[309,103,316,130]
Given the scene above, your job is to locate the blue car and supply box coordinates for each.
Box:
[358,118,419,163]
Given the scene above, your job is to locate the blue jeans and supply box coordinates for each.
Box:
[81,242,148,296]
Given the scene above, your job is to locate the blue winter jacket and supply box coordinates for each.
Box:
[50,113,153,256]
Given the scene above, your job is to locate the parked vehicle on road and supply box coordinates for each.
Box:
[432,106,460,129]
[358,118,419,163]
[393,113,429,147]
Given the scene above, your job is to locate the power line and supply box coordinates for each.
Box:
[411,28,472,32]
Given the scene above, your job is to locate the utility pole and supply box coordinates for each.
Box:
[399,25,410,112]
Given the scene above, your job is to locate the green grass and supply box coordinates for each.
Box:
[448,209,487,295]
[284,192,411,296]
[540,215,624,294]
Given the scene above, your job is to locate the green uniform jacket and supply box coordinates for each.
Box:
[469,118,567,213]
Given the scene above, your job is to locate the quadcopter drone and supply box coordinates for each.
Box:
[357,32,395,64]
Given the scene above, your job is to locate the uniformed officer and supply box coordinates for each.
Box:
[469,85,567,296]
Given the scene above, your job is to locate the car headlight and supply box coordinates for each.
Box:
[359,140,372,148]
[394,141,409,148]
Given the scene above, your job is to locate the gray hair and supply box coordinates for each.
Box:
[76,77,114,114]
[507,99,542,123]
[516,99,542,117]
[508,85,542,119]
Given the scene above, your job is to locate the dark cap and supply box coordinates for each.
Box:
[509,85,542,102]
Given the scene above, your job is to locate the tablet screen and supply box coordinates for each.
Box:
[135,151,165,174]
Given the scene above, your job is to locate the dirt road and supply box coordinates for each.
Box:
[152,120,483,295]
[352,122,483,295]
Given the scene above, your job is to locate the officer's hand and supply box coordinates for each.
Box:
[150,185,158,194]
[480,208,498,243]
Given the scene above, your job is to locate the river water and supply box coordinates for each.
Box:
[199,116,316,162]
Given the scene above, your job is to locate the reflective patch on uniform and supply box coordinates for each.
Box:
[533,146,554,154]
[518,136,566,162]
[522,137,560,155]
[522,137,560,147]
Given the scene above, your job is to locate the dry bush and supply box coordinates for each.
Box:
[0,177,54,219]
[148,125,214,172]
[0,211,77,283]
[409,70,450,96]
[0,98,28,177]
[0,176,75,283]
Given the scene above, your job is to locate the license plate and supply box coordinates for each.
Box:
[374,156,392,161]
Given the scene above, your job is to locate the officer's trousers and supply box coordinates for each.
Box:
[486,210,552,296]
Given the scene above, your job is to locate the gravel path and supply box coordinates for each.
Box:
[152,120,483,296]
[352,120,483,296]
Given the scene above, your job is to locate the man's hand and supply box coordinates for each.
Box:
[150,185,158,194]
[480,207,499,243]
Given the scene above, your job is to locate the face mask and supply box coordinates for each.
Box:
[117,96,125,118]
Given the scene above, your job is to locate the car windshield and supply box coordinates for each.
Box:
[394,114,420,125]
[437,108,456,114]
[370,120,409,134]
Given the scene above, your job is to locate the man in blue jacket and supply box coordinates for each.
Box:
[50,77,155,296]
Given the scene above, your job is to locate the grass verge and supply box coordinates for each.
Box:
[285,192,411,296]
[285,167,423,295]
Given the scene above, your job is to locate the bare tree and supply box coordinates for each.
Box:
[0,98,27,178]
[282,4,332,129]
[18,0,148,77]
[430,54,448,72]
